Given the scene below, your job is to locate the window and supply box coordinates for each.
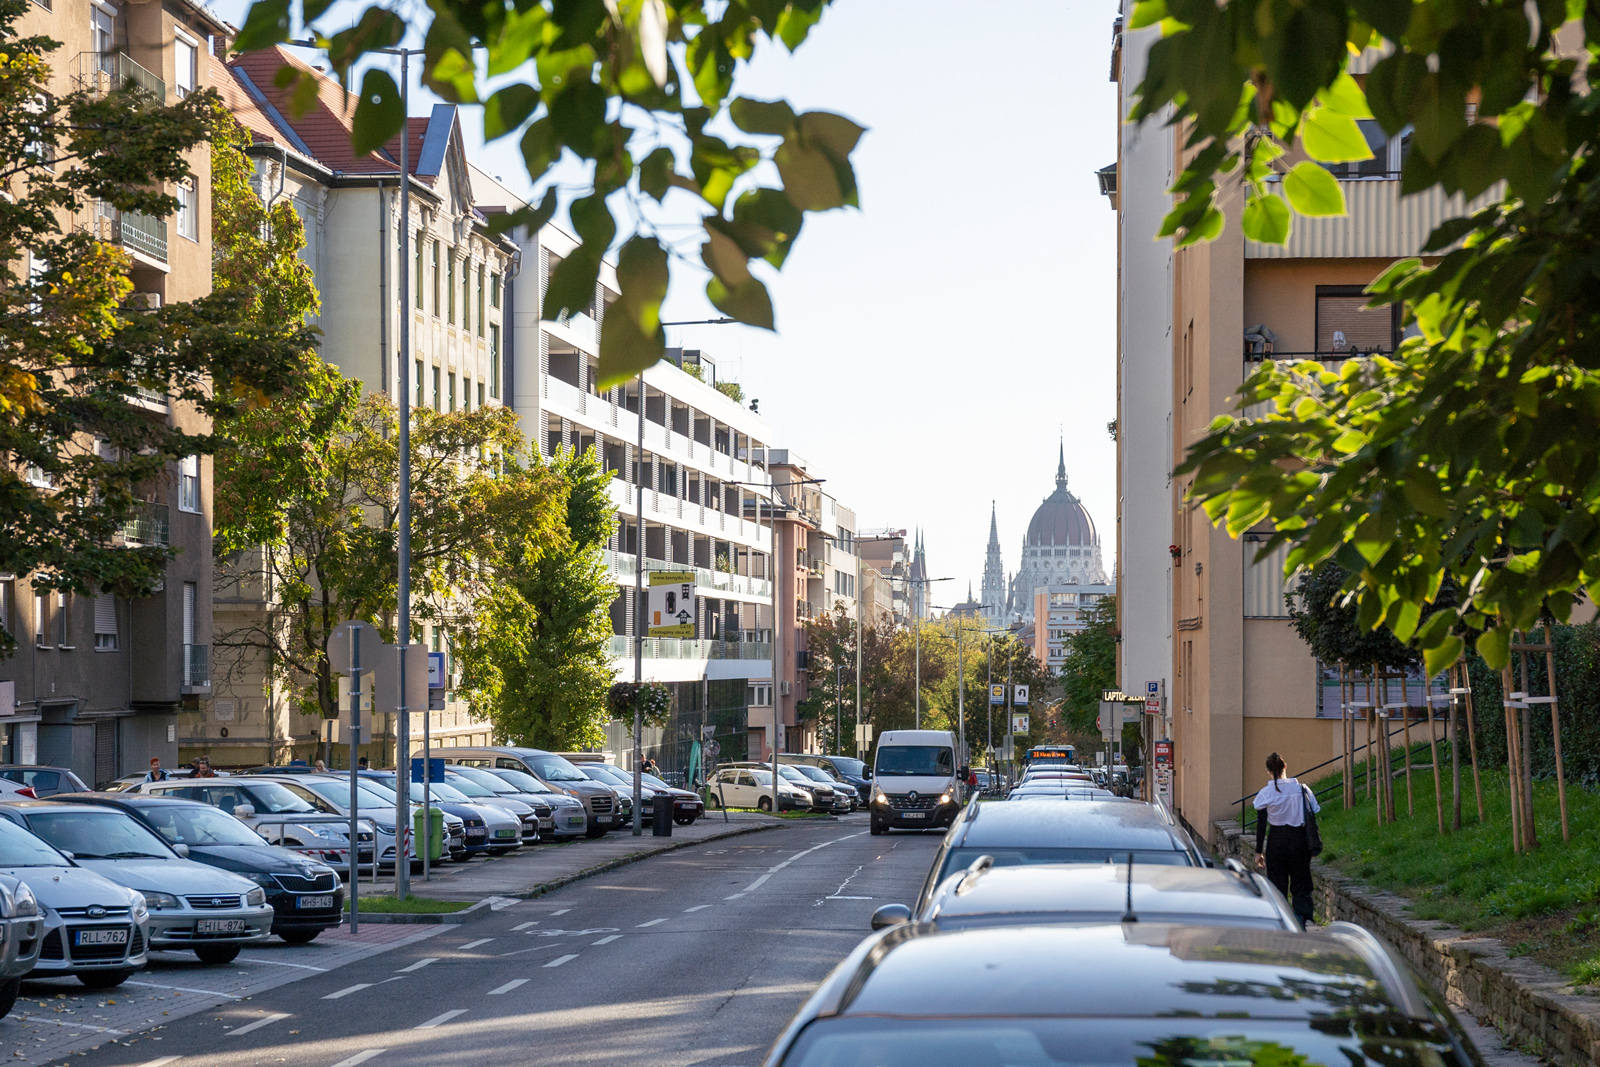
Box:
[415,231,424,308]
[94,594,117,650]
[462,260,471,332]
[178,453,200,512]
[448,372,456,413]
[447,249,456,324]
[1316,285,1399,355]
[55,591,70,647]
[489,324,501,398]
[478,382,485,409]
[173,32,197,99]
[432,365,441,411]
[181,581,196,677]
[175,180,197,241]
[90,5,115,58]
[415,359,424,410]
[33,593,47,647]
[476,266,486,335]
[1328,120,1410,179]
[25,463,51,489]
[490,272,501,309]
[1243,539,1297,618]
[430,241,440,315]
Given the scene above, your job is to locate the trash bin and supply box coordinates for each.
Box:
[652,793,672,837]
[414,806,444,861]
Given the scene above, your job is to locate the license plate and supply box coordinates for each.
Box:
[598,815,614,823]
[196,919,247,935]
[539,818,554,829]
[495,828,518,838]
[466,829,486,839]
[74,928,127,946]
[565,817,586,828]
[298,895,334,909]
[900,811,926,819]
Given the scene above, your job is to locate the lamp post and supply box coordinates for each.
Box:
[897,576,952,727]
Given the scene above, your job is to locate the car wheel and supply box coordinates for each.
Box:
[705,794,722,809]
[584,825,607,839]
[0,977,19,1018]
[278,928,320,945]
[757,796,773,812]
[195,944,242,965]
[673,814,697,825]
[869,820,885,836]
[76,970,132,990]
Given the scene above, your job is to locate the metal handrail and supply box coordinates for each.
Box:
[1234,721,1437,833]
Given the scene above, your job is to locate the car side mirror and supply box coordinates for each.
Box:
[173,843,190,858]
[870,904,912,931]
[233,804,256,819]
[863,769,872,780]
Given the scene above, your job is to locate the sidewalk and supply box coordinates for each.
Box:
[362,810,787,902]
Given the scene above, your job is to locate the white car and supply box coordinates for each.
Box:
[706,768,812,812]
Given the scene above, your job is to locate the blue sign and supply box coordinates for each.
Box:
[411,757,447,783]
[427,651,446,689]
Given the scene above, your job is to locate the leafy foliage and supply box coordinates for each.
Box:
[609,681,672,728]
[1286,562,1422,670]
[0,0,306,653]
[1057,598,1119,735]
[238,0,865,386]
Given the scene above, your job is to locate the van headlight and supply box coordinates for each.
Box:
[245,887,267,907]
[939,792,952,805]
[873,789,889,806]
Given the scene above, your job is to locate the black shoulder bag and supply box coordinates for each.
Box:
[1301,785,1323,856]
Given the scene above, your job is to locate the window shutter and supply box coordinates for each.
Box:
[182,582,196,645]
[94,594,116,635]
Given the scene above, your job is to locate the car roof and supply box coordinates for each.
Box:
[50,791,211,809]
[924,863,1295,928]
[0,799,123,815]
[950,800,1189,851]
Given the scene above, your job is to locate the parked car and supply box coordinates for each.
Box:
[443,764,559,837]
[356,772,483,862]
[48,793,343,944]
[871,856,1299,932]
[0,801,272,965]
[1007,787,1120,801]
[0,818,144,991]
[780,753,870,806]
[638,771,705,825]
[706,767,811,812]
[0,870,44,1014]
[135,777,369,868]
[913,800,1206,913]
[476,767,590,839]
[247,775,409,872]
[727,762,845,813]
[0,766,89,797]
[761,922,1486,1067]
[440,747,621,837]
[435,771,538,849]
[786,764,858,812]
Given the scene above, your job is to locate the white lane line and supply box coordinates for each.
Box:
[227,1012,291,1036]
[239,956,329,972]
[323,983,373,1000]
[330,1051,387,1067]
[828,895,873,900]
[414,1009,467,1029]
[683,904,712,912]
[544,953,578,968]
[125,980,242,998]
[591,935,622,945]
[396,957,439,973]
[458,937,494,950]
[550,908,571,915]
[726,831,867,899]
[136,1058,182,1067]
[489,897,519,910]
[635,918,668,928]
[512,921,539,930]
[29,1020,128,1035]
[487,979,529,995]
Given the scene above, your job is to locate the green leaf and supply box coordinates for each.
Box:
[350,69,404,156]
[542,194,614,321]
[598,236,669,388]
[1423,634,1464,678]
[235,0,291,53]
[1475,626,1510,670]
[483,85,539,141]
[485,188,558,238]
[519,118,561,183]
[1242,193,1291,244]
[1282,162,1346,216]
[1127,0,1167,30]
[1317,71,1373,119]
[1300,107,1374,163]
[486,5,549,77]
[422,8,479,104]
[547,80,608,159]
[701,224,775,330]
[731,187,804,267]
[729,97,796,136]
[1347,0,1411,39]
[638,146,699,202]
[324,8,405,84]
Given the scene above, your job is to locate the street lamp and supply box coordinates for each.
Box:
[889,575,952,727]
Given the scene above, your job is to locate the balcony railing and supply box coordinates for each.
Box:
[91,202,168,263]
[609,636,772,661]
[119,503,169,547]
[602,551,772,598]
[183,643,209,687]
[1243,348,1392,363]
[77,51,166,102]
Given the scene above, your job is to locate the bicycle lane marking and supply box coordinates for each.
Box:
[725,831,868,899]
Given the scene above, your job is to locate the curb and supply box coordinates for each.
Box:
[346,910,479,924]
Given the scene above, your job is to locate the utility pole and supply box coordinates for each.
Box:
[855,556,863,760]
[632,375,646,835]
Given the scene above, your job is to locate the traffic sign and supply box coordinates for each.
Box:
[427,651,446,688]
[377,642,428,714]
[1145,697,1162,714]
[1014,685,1029,706]
[1011,713,1029,733]
[1154,740,1173,765]
[328,620,380,675]
[989,684,1005,706]
[1146,680,1160,696]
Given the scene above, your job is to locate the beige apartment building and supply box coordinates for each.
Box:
[1,0,224,784]
[1112,19,1466,837]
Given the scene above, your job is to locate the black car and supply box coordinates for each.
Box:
[916,799,1207,912]
[49,793,343,944]
[762,922,1487,1067]
[779,754,869,806]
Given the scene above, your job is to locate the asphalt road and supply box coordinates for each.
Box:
[48,812,940,1067]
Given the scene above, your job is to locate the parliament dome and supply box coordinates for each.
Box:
[1025,452,1098,547]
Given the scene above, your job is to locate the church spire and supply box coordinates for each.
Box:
[1056,438,1068,491]
[988,500,999,546]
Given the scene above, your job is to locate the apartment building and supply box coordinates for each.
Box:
[1032,583,1115,673]
[203,50,517,764]
[1,0,225,784]
[1111,15,1465,836]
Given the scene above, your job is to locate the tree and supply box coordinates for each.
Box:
[235,0,863,388]
[455,446,617,750]
[0,0,306,654]
[1133,0,1600,674]
[1057,598,1118,735]
[1286,562,1422,672]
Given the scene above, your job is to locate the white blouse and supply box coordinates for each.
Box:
[1253,776,1320,827]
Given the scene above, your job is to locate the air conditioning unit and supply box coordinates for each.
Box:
[779,681,791,696]
[128,292,161,310]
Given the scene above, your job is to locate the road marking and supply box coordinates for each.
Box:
[330,1051,387,1067]
[511,921,539,930]
[828,895,873,900]
[544,953,578,968]
[489,897,519,910]
[125,980,242,998]
[635,918,668,927]
[414,1009,467,1029]
[135,1058,182,1067]
[487,979,529,995]
[323,983,373,1000]
[550,908,571,915]
[591,935,622,945]
[683,904,712,912]
[396,957,438,973]
[458,937,495,949]
[239,956,329,972]
[227,1013,291,1036]
[725,831,867,899]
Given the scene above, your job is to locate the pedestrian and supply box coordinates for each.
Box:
[357,756,370,770]
[143,757,168,783]
[1253,752,1320,929]
[194,756,216,778]
[314,759,327,773]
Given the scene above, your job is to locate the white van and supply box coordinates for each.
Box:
[870,729,961,834]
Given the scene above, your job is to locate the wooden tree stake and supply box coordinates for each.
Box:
[1427,692,1445,835]
[1541,639,1570,842]
[1462,667,1484,821]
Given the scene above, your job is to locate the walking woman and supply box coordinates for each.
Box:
[1253,752,1320,928]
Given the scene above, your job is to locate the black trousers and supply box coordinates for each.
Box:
[1265,823,1315,927]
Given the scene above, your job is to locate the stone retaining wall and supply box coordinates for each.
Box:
[1213,819,1600,1066]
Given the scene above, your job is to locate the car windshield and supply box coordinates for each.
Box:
[418,782,470,803]
[442,773,496,798]
[240,782,319,815]
[449,765,519,795]
[302,781,393,811]
[488,769,553,794]
[876,746,954,777]
[828,757,865,777]
[640,773,672,790]
[794,766,834,783]
[524,755,589,783]
[25,810,173,859]
[138,805,264,847]
[584,766,631,786]
[938,847,1191,883]
[0,818,71,866]
[776,766,811,782]
[779,1016,1466,1067]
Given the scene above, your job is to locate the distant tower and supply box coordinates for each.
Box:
[981,501,1007,626]
[909,529,929,620]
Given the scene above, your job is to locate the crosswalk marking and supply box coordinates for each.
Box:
[330,1051,387,1067]
[396,957,438,973]
[544,953,578,968]
[323,983,372,1000]
[135,1058,182,1067]
[414,1009,467,1029]
[487,979,529,995]
[635,918,668,928]
[227,1013,290,1036]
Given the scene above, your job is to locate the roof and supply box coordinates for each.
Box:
[953,800,1188,851]
[834,924,1395,1020]
[46,792,198,806]
[924,864,1294,929]
[1027,444,1099,547]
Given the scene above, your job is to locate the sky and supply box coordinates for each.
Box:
[212,0,1123,604]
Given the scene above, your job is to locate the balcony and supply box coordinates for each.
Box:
[91,202,168,263]
[609,636,772,661]
[183,643,210,691]
[77,51,166,102]
[118,503,169,547]
[602,551,773,599]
